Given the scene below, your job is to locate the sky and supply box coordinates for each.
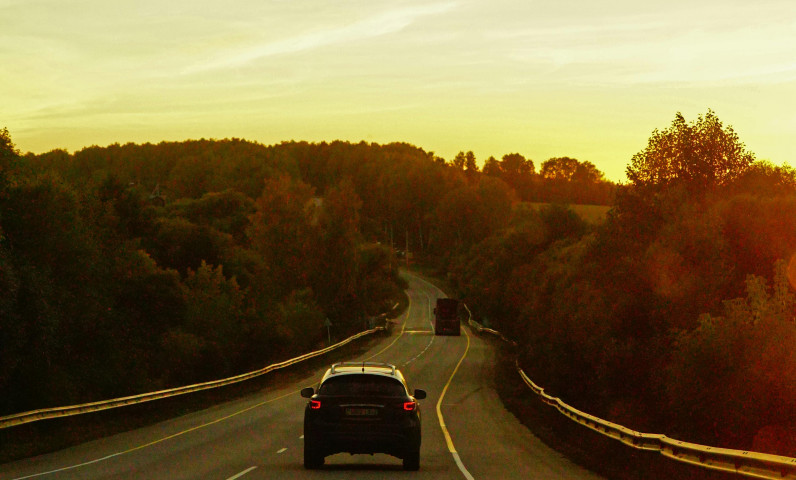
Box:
[2,0,795,182]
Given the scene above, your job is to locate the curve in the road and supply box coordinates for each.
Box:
[411,273,476,480]
[2,271,606,480]
[6,272,454,480]
[435,324,475,480]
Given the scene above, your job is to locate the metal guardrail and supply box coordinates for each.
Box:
[0,311,397,430]
[467,316,796,480]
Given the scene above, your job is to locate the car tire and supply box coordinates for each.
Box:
[303,444,324,469]
[403,449,420,471]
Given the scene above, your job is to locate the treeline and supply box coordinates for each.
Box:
[447,111,796,456]
[0,135,405,414]
[0,130,611,415]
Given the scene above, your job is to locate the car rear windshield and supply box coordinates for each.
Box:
[319,375,406,396]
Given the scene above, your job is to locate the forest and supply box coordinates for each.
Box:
[1,109,794,457]
[448,112,796,456]
[0,127,611,416]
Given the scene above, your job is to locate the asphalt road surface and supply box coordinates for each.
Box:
[0,271,605,480]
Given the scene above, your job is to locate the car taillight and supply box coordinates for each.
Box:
[403,401,417,411]
[310,400,321,410]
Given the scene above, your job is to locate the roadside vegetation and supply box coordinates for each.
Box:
[0,129,611,416]
[1,110,793,457]
[445,111,796,456]
[0,131,411,415]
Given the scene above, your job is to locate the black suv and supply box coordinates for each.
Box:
[300,362,427,470]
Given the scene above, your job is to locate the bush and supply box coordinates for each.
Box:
[665,261,796,454]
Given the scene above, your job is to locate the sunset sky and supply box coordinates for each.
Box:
[2,0,794,181]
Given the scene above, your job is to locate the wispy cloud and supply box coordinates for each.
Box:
[501,17,796,86]
[184,2,457,74]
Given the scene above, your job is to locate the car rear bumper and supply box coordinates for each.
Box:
[306,422,420,457]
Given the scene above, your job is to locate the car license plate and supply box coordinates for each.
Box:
[346,407,377,416]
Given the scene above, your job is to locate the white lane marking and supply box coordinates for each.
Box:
[425,289,435,331]
[9,389,299,480]
[277,448,287,454]
[10,274,436,480]
[402,281,441,367]
[402,287,437,367]
[402,334,434,367]
[8,450,133,480]
[226,466,257,480]
[365,274,438,367]
[449,451,475,480]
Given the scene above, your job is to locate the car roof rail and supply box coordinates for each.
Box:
[330,361,396,376]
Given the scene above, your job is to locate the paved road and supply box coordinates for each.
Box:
[0,272,605,480]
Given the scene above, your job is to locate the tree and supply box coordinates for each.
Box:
[356,243,403,315]
[541,157,605,184]
[538,157,610,204]
[167,154,212,199]
[540,157,580,180]
[431,176,516,253]
[145,217,231,275]
[278,288,326,352]
[170,189,255,242]
[476,175,517,235]
[538,204,589,243]
[719,195,796,280]
[246,174,316,297]
[483,156,501,176]
[451,151,466,170]
[572,161,605,183]
[0,129,17,371]
[626,110,755,193]
[501,153,534,176]
[464,151,479,182]
[0,231,22,410]
[493,153,533,199]
[96,174,154,241]
[729,161,796,196]
[0,127,17,179]
[313,178,363,323]
[0,127,18,202]
[166,261,247,381]
[665,262,796,451]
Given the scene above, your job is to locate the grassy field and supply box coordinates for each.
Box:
[526,202,612,224]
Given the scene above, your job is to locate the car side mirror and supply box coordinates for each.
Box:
[413,389,427,400]
[300,387,315,398]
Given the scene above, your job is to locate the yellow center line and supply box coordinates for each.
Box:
[436,324,475,480]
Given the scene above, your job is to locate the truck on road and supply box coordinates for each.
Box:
[433,298,460,336]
